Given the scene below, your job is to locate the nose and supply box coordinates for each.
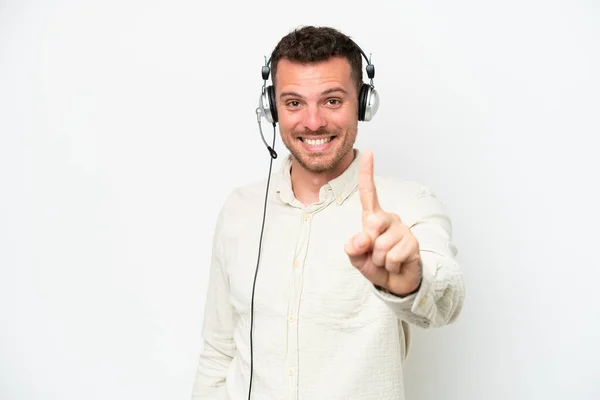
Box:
[301,105,327,132]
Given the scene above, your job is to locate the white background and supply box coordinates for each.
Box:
[1,0,599,399]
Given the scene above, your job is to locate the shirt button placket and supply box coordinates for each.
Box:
[287,210,314,400]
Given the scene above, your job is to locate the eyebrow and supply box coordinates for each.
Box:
[279,87,349,99]
[321,87,348,96]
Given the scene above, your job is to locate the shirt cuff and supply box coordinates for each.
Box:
[370,255,437,328]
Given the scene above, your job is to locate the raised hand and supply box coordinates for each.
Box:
[344,150,423,297]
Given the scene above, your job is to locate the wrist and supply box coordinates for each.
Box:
[376,277,422,298]
[378,261,423,298]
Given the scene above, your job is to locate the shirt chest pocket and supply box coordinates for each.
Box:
[301,256,379,332]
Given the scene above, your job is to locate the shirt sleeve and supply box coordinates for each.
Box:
[191,209,235,399]
[371,185,465,329]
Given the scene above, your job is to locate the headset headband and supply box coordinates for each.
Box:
[261,42,375,84]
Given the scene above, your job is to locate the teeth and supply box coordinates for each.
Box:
[304,137,331,146]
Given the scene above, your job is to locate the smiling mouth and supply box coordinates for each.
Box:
[299,136,335,146]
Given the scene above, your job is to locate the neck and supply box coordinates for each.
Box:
[291,149,356,206]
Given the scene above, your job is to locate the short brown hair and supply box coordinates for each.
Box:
[270,26,363,93]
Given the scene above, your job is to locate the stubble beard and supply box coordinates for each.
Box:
[281,127,357,174]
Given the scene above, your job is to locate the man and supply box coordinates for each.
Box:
[192,26,465,399]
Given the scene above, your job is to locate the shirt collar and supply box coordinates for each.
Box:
[275,149,361,207]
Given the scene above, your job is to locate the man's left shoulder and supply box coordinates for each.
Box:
[373,175,440,202]
[372,175,448,222]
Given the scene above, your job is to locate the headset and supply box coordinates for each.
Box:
[257,43,380,127]
[249,40,380,400]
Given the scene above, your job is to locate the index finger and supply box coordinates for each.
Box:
[358,149,381,214]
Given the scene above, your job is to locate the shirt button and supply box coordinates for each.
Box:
[304,213,311,221]
[336,195,343,204]
[287,314,295,322]
[418,297,427,307]
[287,368,295,376]
[293,259,301,268]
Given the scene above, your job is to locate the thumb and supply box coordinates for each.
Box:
[344,232,371,266]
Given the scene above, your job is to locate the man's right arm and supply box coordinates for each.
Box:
[191,211,236,399]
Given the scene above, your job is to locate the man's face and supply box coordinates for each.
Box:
[274,57,359,174]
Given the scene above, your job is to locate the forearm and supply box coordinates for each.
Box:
[191,338,234,399]
[373,249,464,328]
[373,187,465,328]
[192,206,236,398]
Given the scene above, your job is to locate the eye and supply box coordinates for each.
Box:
[326,98,341,106]
[287,100,301,108]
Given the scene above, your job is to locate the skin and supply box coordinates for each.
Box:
[274,57,358,205]
[274,56,422,297]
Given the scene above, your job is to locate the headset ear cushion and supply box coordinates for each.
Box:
[267,85,278,123]
[358,84,369,121]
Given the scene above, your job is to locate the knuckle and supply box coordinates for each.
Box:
[371,255,384,268]
[386,262,401,274]
[399,223,411,234]
[366,213,383,227]
[373,238,388,253]
[387,250,403,264]
[409,239,420,254]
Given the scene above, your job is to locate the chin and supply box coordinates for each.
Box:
[299,159,336,174]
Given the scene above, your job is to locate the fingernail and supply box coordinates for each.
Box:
[354,233,366,248]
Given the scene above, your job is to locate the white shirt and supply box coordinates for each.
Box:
[192,149,465,400]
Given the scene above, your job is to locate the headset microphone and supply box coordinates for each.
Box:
[256,107,278,159]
